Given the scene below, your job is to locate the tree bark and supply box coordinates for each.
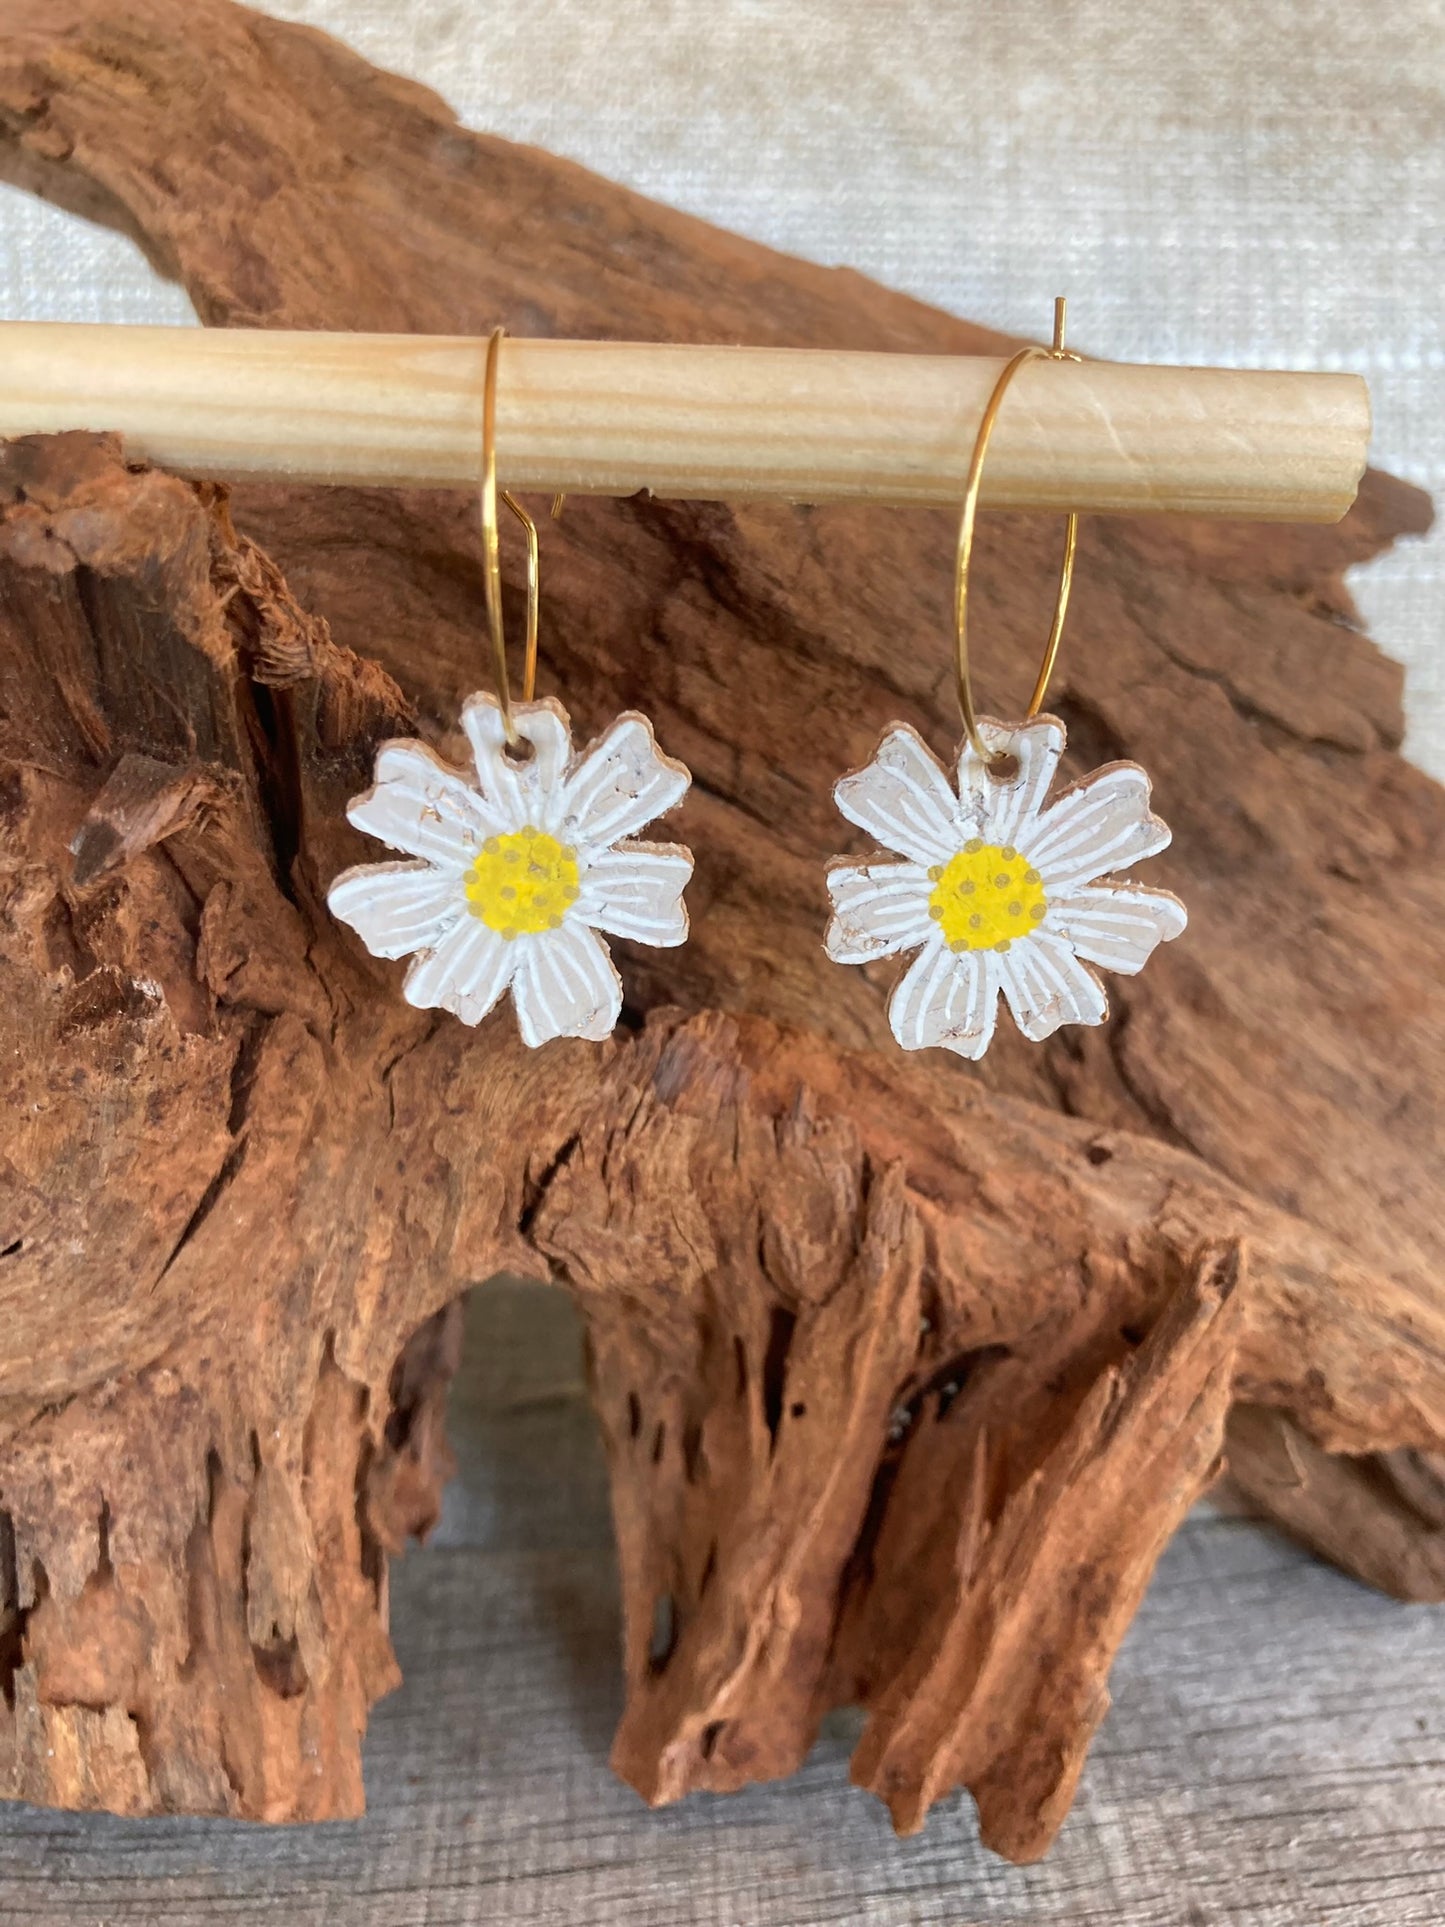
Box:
[0,0,1440,1857]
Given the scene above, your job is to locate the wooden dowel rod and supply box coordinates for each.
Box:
[0,322,1369,521]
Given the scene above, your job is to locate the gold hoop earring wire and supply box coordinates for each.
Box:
[480,326,540,745]
[954,297,1082,771]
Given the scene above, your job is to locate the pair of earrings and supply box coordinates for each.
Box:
[328,313,1186,1060]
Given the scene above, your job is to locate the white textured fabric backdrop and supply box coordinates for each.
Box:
[1,0,1440,769]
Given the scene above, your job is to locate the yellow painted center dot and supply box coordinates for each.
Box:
[927,839,1047,954]
[465,827,580,939]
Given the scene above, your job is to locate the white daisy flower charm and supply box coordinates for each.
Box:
[328,694,692,1045]
[825,715,1186,1059]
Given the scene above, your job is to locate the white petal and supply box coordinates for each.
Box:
[327,861,464,961]
[347,740,500,870]
[1046,884,1187,976]
[825,859,935,965]
[558,712,690,853]
[512,924,623,1046]
[834,725,960,867]
[887,938,1001,1058]
[999,931,1108,1040]
[575,842,692,948]
[1025,764,1171,891]
[402,915,516,1026]
[461,694,574,835]
[957,714,1067,846]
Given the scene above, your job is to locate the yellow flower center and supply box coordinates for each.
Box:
[927,839,1047,954]
[465,827,580,939]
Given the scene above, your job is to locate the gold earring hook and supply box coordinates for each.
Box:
[480,327,541,743]
[954,296,1082,771]
[504,489,539,710]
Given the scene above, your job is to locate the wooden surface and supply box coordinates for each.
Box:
[0,0,1443,1863]
[0,1279,1439,1927]
[0,322,1370,516]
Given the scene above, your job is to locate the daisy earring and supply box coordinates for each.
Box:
[824,299,1186,1061]
[327,329,693,1046]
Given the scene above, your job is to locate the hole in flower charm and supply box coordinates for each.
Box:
[824,715,1186,1058]
[328,694,692,1045]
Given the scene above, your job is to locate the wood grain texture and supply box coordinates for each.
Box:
[0,1283,1440,1926]
[0,0,1441,1860]
[0,322,1371,516]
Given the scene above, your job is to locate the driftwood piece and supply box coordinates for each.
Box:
[0,0,1442,1859]
[0,433,1442,1850]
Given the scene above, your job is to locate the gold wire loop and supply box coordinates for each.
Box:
[503,490,539,713]
[955,296,1082,771]
[480,327,541,743]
